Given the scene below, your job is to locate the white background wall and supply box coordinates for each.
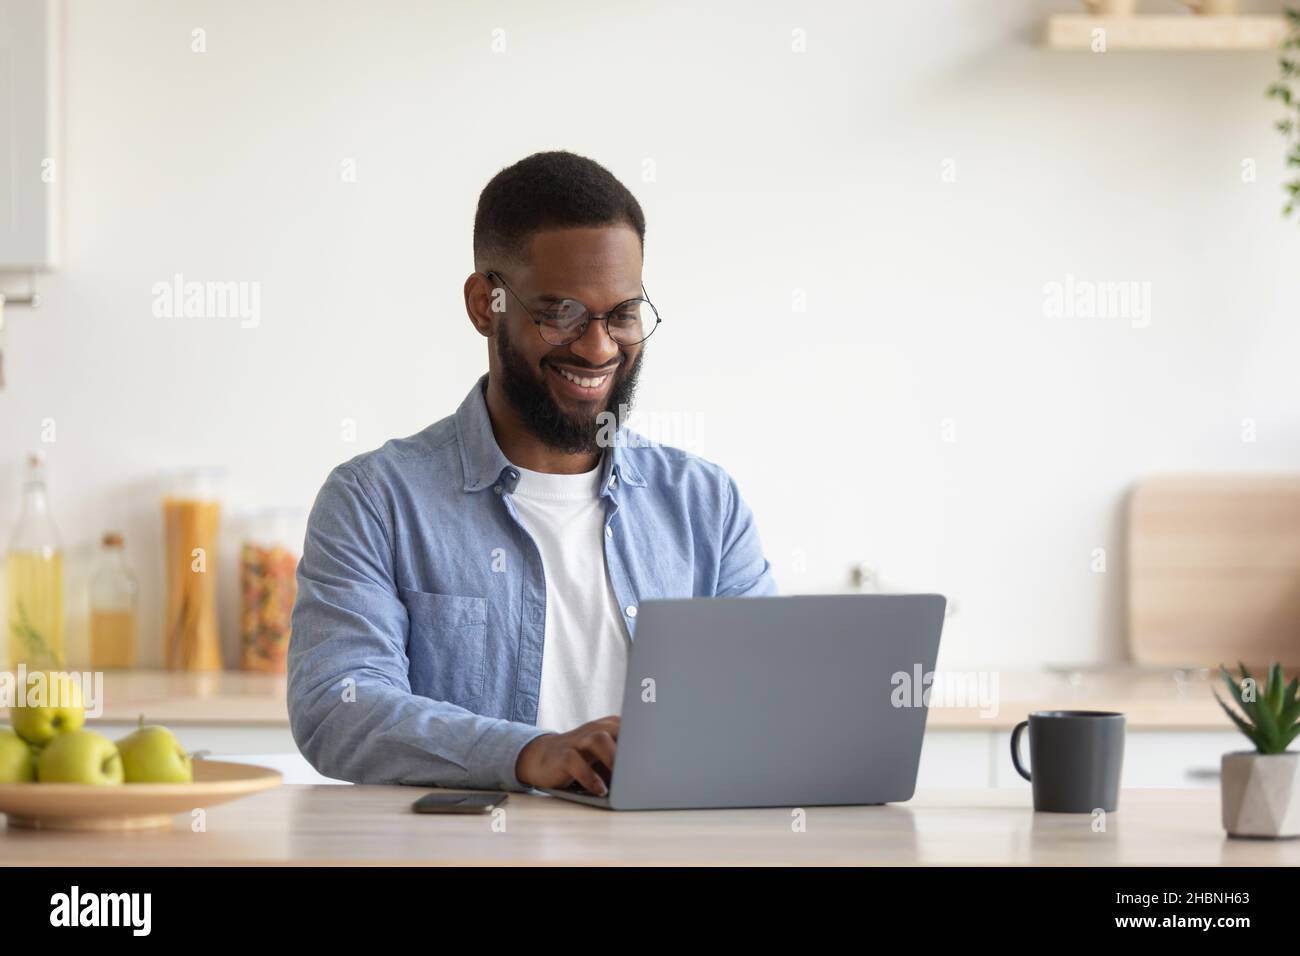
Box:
[1,0,1298,670]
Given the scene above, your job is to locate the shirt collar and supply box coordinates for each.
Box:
[455,374,646,493]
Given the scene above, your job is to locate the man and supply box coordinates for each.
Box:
[288,151,775,796]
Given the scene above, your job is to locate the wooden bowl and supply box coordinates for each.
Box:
[0,759,282,831]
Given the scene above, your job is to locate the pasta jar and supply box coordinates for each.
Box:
[239,507,302,673]
[162,468,225,671]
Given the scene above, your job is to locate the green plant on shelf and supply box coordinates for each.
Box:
[10,601,58,670]
[1267,6,1300,219]
[1215,662,1300,755]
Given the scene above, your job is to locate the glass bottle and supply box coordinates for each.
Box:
[5,453,65,670]
[90,532,138,669]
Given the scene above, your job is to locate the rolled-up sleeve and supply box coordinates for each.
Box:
[715,472,777,598]
[287,464,549,790]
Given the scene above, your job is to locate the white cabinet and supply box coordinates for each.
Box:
[86,722,299,757]
[923,728,1240,789]
[84,722,348,785]
[994,729,1239,790]
[0,0,59,269]
[1108,731,1238,789]
[915,729,995,789]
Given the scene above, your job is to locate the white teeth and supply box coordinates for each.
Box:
[557,368,608,388]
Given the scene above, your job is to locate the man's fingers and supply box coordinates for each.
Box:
[587,715,621,738]
[563,749,608,796]
[577,730,616,775]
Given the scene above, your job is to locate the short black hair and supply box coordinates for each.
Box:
[473,151,645,269]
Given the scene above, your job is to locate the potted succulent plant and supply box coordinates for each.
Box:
[1215,662,1300,839]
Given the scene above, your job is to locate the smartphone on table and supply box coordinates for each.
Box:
[411,792,508,814]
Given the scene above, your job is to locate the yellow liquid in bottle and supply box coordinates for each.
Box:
[5,550,66,670]
[91,609,138,669]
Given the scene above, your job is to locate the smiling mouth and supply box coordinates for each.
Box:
[547,362,617,398]
[556,367,609,388]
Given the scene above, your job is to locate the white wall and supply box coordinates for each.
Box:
[1,0,1297,670]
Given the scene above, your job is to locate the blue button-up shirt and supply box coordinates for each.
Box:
[288,375,776,790]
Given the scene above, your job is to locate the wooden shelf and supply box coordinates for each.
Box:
[1046,14,1289,51]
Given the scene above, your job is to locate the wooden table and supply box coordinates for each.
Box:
[2,786,1296,866]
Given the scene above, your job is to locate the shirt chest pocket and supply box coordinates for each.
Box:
[401,588,488,707]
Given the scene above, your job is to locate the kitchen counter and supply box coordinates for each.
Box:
[0,668,1232,731]
[0,670,289,725]
[1,786,1291,866]
[925,668,1231,731]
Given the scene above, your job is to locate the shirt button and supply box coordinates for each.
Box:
[605,526,613,538]
[608,475,617,488]
[625,605,637,618]
[493,485,503,494]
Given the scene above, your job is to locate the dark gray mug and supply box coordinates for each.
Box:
[1010,710,1125,813]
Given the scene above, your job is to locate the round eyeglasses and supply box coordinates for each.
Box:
[484,270,661,347]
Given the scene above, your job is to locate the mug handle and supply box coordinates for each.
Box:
[1010,720,1032,781]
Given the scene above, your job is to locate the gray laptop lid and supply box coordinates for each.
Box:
[601,594,946,810]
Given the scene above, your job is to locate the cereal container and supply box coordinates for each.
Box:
[240,507,303,673]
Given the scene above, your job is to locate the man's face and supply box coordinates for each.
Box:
[493,225,646,454]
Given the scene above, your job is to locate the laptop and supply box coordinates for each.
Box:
[536,593,946,810]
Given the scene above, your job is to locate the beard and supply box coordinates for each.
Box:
[495,321,643,455]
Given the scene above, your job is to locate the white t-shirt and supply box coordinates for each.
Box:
[510,458,630,733]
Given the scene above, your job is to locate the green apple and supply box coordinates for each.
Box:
[0,728,36,783]
[37,729,123,785]
[117,724,192,784]
[11,673,85,746]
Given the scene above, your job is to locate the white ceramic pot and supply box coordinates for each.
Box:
[1221,751,1300,839]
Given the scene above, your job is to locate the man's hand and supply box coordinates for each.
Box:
[515,716,619,796]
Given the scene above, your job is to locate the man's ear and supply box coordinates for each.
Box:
[463,272,497,338]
